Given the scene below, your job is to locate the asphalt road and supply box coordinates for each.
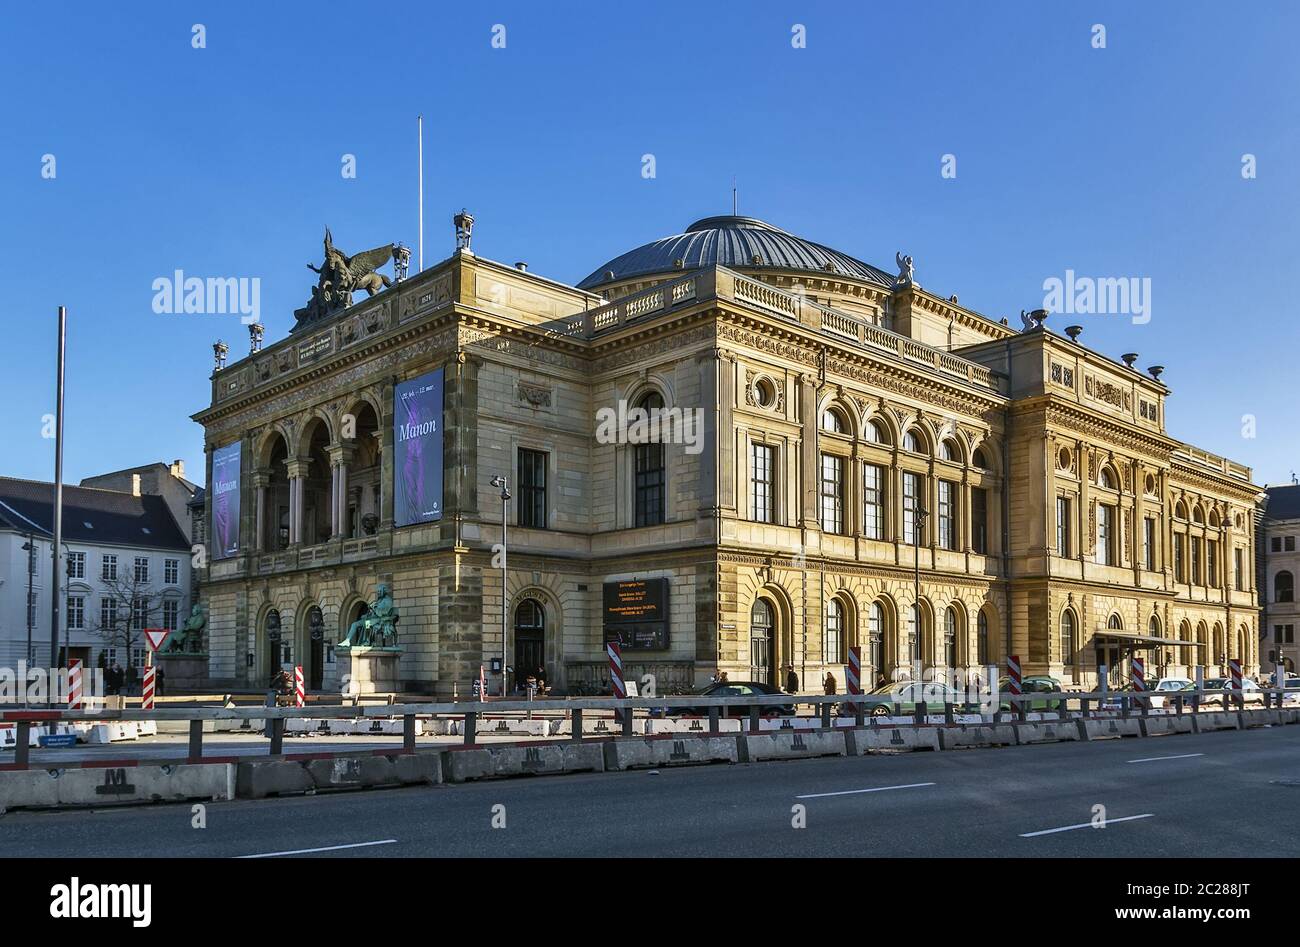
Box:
[3,725,1298,858]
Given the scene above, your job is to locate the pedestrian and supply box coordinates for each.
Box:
[823,671,837,695]
[718,670,728,684]
[109,662,124,696]
[785,664,798,694]
[155,663,165,697]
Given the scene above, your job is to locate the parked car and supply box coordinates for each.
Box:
[998,675,1066,712]
[1203,677,1265,705]
[666,681,795,717]
[838,679,967,717]
[1152,677,1194,693]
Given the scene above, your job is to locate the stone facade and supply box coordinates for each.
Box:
[192,219,1262,696]
[1260,485,1300,674]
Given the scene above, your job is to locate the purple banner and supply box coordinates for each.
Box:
[211,441,242,559]
[394,368,444,527]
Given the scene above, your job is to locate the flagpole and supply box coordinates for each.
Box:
[51,306,66,683]
[418,114,424,272]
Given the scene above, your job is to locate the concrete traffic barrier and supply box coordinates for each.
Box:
[1013,721,1079,744]
[936,724,1016,749]
[392,753,442,785]
[1141,715,1194,737]
[1196,711,1240,732]
[642,717,741,735]
[0,763,235,809]
[473,717,550,737]
[857,726,941,753]
[236,759,316,798]
[743,729,847,761]
[603,735,739,771]
[305,755,399,790]
[442,742,605,782]
[1081,717,1143,740]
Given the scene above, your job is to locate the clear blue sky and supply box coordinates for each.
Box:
[3,1,1297,487]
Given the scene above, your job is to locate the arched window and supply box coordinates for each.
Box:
[821,407,847,434]
[633,392,665,527]
[750,599,775,685]
[940,439,960,462]
[513,599,546,683]
[824,598,845,665]
[1098,466,1117,490]
[868,601,884,677]
[944,606,958,667]
[864,420,890,445]
[1175,500,1188,520]
[977,610,990,665]
[1108,613,1123,630]
[972,447,988,469]
[1277,570,1295,603]
[1192,504,1205,525]
[1061,610,1077,669]
[903,429,925,454]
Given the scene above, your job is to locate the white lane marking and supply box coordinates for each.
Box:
[1127,752,1205,764]
[236,839,398,858]
[1020,814,1154,838]
[796,782,935,799]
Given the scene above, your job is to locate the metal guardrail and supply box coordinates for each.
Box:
[2,687,1294,769]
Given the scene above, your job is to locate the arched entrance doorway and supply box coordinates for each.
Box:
[513,599,545,691]
[263,608,283,683]
[306,605,325,690]
[750,599,775,685]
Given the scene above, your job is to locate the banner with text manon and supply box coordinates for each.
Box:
[394,367,444,527]
[211,441,242,559]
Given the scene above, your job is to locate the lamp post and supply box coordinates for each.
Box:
[913,503,929,676]
[22,536,35,701]
[490,475,510,697]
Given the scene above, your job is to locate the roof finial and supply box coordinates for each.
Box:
[732,176,737,216]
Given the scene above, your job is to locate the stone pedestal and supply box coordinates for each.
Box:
[155,653,209,692]
[338,648,402,695]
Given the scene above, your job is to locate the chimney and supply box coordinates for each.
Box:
[131,473,141,496]
[170,459,185,479]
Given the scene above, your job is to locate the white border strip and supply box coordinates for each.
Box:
[1020,814,1154,838]
[236,839,398,858]
[796,782,936,799]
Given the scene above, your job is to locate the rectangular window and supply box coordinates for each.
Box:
[163,599,179,631]
[1056,496,1071,557]
[751,443,775,524]
[633,443,665,528]
[131,597,148,631]
[862,463,885,539]
[68,551,85,579]
[903,472,924,545]
[971,487,988,555]
[130,646,146,669]
[937,480,957,551]
[1191,538,1202,585]
[1097,504,1115,566]
[518,448,548,529]
[1288,536,1297,552]
[1207,540,1219,588]
[1274,537,1284,553]
[134,557,149,583]
[67,595,84,631]
[1276,625,1295,644]
[1143,517,1157,571]
[1235,547,1245,591]
[819,454,844,535]
[102,555,118,581]
[27,590,38,628]
[100,597,118,629]
[1174,534,1186,583]
[164,558,179,585]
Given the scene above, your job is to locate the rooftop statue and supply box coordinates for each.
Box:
[292,228,398,331]
[338,584,400,649]
[894,251,915,289]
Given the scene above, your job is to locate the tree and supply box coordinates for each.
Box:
[89,567,170,666]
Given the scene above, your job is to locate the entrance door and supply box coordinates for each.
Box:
[308,606,325,691]
[513,599,545,691]
[750,600,774,685]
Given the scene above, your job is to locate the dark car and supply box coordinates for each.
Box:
[998,675,1066,712]
[667,681,796,717]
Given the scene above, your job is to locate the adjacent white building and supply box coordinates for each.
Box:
[0,477,192,673]
[1261,483,1300,674]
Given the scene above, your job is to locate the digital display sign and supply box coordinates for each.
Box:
[393,367,444,527]
[211,441,242,559]
[602,578,670,650]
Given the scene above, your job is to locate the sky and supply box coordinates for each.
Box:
[2,0,1297,488]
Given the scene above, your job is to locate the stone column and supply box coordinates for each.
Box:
[285,459,310,546]
[252,469,269,553]
[327,445,353,539]
[798,374,818,529]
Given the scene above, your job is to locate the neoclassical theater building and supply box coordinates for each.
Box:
[193,214,1262,695]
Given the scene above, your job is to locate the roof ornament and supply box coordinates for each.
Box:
[454,209,475,252]
[894,252,915,289]
[292,227,396,331]
[1020,309,1048,331]
[212,340,228,372]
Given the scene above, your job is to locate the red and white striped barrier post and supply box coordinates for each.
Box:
[608,641,625,723]
[1229,658,1242,690]
[142,666,157,711]
[1131,656,1146,691]
[67,658,83,711]
[294,665,305,709]
[847,646,862,695]
[1006,654,1021,716]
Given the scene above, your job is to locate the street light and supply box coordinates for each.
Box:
[489,474,510,697]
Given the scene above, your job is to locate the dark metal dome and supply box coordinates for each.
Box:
[577,215,894,289]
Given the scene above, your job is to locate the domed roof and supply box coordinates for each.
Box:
[577,215,894,290]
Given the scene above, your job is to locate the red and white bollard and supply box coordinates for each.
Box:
[294,665,305,709]
[608,641,625,723]
[1229,658,1242,691]
[67,658,83,711]
[1131,656,1146,691]
[847,646,862,695]
[1006,654,1022,696]
[142,666,157,710]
